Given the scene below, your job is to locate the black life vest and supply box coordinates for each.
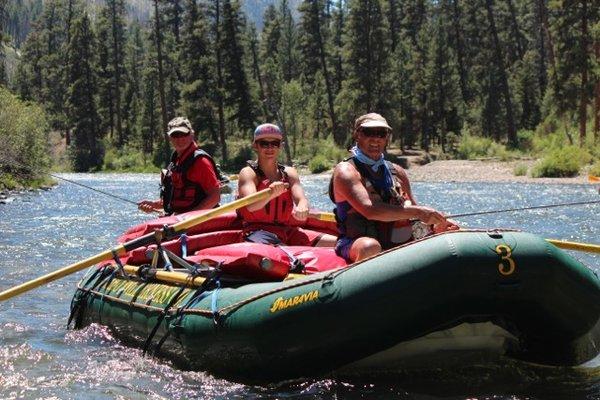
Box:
[161,149,219,215]
[329,157,413,248]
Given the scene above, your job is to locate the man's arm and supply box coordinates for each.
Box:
[333,162,446,225]
[188,157,221,210]
[393,164,418,205]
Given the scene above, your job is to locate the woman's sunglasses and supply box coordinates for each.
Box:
[256,140,282,148]
[360,128,389,138]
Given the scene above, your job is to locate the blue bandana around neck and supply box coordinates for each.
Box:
[350,145,393,192]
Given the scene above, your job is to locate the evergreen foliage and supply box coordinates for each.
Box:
[67,15,104,171]
[4,0,600,174]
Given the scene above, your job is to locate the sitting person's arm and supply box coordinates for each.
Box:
[334,162,450,229]
[285,167,309,221]
[137,198,163,213]
[188,156,221,210]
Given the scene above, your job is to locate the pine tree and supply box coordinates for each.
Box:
[98,0,127,147]
[39,0,69,134]
[122,22,145,147]
[140,53,159,162]
[329,0,345,94]
[247,22,269,119]
[15,23,45,100]
[299,0,341,144]
[0,0,7,86]
[221,0,255,132]
[67,15,103,171]
[548,0,596,144]
[424,0,460,151]
[338,0,394,141]
[179,0,218,148]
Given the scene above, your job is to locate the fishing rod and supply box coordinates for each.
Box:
[0,155,139,207]
[447,198,600,219]
[0,154,234,210]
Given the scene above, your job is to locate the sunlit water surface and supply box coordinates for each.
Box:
[0,173,598,399]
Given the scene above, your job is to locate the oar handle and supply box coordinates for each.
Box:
[0,247,126,301]
[308,212,336,222]
[171,188,272,232]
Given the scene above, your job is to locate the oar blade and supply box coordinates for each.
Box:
[0,188,273,302]
[0,247,124,301]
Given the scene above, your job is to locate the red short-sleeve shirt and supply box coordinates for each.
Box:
[176,144,220,192]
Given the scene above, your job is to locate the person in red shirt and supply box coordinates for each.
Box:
[138,117,221,215]
[237,123,337,247]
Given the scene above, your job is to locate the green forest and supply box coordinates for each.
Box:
[0,0,599,189]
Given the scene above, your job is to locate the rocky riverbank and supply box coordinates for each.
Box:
[405,159,593,184]
[309,159,596,185]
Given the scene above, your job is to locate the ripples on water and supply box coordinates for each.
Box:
[0,173,599,399]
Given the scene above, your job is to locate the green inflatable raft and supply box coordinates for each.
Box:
[69,222,600,381]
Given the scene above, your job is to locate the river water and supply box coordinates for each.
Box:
[0,173,598,399]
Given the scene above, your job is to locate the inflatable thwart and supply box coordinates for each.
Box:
[72,209,600,381]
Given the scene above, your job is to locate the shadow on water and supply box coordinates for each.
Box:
[262,357,600,400]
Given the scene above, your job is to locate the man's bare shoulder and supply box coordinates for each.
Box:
[390,162,409,178]
[333,160,361,185]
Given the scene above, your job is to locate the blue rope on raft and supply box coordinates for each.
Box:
[180,234,188,259]
[211,280,221,325]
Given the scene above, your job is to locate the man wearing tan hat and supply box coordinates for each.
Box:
[329,113,457,262]
[138,117,221,215]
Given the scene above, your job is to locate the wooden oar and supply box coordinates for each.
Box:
[546,239,600,254]
[308,212,336,222]
[308,212,600,254]
[0,188,273,301]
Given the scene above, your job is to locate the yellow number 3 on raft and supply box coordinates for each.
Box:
[495,244,516,276]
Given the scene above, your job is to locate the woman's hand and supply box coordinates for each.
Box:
[269,181,288,198]
[292,204,309,221]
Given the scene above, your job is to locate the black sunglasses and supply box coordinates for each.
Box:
[256,140,282,148]
[170,130,191,138]
[361,128,389,138]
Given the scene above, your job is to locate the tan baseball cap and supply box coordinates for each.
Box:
[167,117,194,136]
[354,113,392,131]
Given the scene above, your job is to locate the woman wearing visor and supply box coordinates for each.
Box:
[237,123,336,247]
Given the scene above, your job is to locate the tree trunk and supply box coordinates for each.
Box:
[595,40,599,141]
[249,30,268,120]
[313,1,342,146]
[451,0,470,104]
[534,0,547,94]
[214,0,228,163]
[578,0,588,146]
[154,0,168,138]
[111,0,123,146]
[506,0,524,60]
[485,0,517,146]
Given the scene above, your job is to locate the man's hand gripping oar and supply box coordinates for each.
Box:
[0,188,273,301]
